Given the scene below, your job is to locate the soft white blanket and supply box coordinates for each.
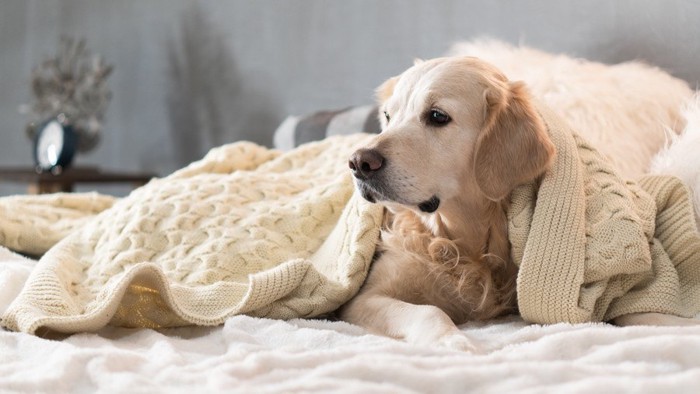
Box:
[2,247,700,393]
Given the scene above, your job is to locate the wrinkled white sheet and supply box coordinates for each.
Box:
[2,246,700,393]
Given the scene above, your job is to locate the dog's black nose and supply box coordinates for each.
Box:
[349,149,385,180]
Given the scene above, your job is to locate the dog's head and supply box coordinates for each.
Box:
[349,56,555,213]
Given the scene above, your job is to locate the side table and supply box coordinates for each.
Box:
[0,166,156,194]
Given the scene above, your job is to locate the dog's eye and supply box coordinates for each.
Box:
[383,111,391,123]
[427,109,450,126]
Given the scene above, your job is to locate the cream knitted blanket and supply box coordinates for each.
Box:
[1,134,383,334]
[510,104,700,324]
[3,112,700,335]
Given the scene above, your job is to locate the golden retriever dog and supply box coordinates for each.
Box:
[339,56,698,351]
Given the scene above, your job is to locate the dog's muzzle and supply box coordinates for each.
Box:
[349,148,441,213]
[349,147,384,203]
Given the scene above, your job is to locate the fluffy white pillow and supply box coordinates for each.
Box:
[650,94,700,229]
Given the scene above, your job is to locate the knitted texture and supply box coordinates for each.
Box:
[509,104,700,324]
[1,134,383,334]
[0,193,117,256]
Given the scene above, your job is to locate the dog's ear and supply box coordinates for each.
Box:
[473,81,555,201]
[375,76,399,104]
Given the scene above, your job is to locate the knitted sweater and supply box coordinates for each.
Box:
[510,104,700,323]
[1,135,383,334]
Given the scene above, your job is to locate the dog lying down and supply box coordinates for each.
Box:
[339,56,700,352]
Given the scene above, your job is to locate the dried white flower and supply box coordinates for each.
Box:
[24,37,113,153]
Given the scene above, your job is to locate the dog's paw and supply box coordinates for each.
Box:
[399,305,483,352]
[435,332,482,353]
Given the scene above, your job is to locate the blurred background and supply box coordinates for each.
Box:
[1,0,699,196]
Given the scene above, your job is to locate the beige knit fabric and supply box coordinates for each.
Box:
[509,104,700,324]
[0,193,117,256]
[1,134,383,334]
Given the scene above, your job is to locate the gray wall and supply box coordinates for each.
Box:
[2,0,699,196]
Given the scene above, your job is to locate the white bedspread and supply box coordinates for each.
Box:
[2,247,700,393]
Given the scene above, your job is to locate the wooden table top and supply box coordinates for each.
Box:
[0,166,157,184]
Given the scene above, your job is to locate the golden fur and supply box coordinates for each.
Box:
[340,57,554,350]
[340,56,697,352]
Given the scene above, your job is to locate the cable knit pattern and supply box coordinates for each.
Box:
[1,134,383,334]
[510,103,700,324]
[0,193,117,256]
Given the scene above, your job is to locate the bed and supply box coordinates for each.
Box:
[2,246,700,392]
[2,40,700,393]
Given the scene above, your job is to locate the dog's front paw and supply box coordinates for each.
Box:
[400,305,482,352]
[435,332,482,353]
